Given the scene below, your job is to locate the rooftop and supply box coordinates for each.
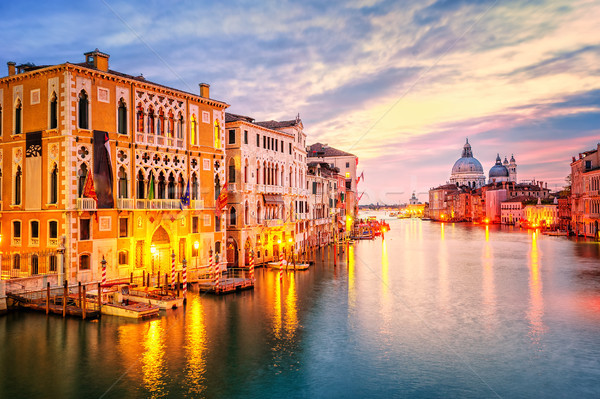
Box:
[307,142,356,158]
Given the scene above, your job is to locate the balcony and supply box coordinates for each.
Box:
[48,238,58,247]
[76,198,96,211]
[191,199,204,209]
[30,237,39,246]
[257,184,266,193]
[134,132,185,150]
[244,183,254,192]
[264,219,283,227]
[117,198,135,210]
[229,183,239,192]
[12,237,21,246]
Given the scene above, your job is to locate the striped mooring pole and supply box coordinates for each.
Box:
[171,251,176,289]
[101,256,107,286]
[279,252,284,282]
[182,258,187,300]
[214,260,220,292]
[249,252,255,281]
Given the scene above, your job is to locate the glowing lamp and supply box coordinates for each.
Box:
[288,237,293,243]
[277,239,282,244]
[150,243,156,255]
[194,241,200,250]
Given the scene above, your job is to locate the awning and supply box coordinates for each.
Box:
[263,194,285,205]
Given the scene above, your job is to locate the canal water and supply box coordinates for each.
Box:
[1,216,600,398]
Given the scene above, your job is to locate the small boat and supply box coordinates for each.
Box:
[542,231,568,236]
[88,284,160,319]
[267,261,310,271]
[123,286,184,310]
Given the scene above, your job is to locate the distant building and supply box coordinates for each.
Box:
[489,154,510,184]
[450,139,486,188]
[501,196,527,225]
[570,143,600,238]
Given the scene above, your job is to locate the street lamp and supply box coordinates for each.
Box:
[288,237,295,269]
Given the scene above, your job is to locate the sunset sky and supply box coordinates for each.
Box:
[2,0,599,204]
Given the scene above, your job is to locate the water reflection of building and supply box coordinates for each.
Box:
[0,50,228,281]
[570,143,600,238]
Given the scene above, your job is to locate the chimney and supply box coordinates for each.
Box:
[7,61,16,76]
[84,49,110,72]
[199,83,210,98]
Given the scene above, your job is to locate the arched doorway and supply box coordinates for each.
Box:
[272,235,280,261]
[151,225,171,275]
[227,237,238,267]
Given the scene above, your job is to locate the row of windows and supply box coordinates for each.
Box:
[11,220,58,242]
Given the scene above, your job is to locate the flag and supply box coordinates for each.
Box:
[356,171,364,185]
[147,174,155,200]
[93,130,114,208]
[82,170,97,203]
[25,131,42,210]
[181,180,190,207]
[215,182,228,216]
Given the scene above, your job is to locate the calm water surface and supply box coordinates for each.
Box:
[2,216,600,398]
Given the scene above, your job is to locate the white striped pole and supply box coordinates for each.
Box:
[215,260,220,292]
[182,258,187,300]
[171,251,176,289]
[279,252,284,282]
[249,251,255,282]
[209,251,214,279]
[101,256,107,286]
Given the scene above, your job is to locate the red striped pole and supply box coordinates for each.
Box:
[101,256,107,286]
[249,251,255,281]
[209,251,214,279]
[279,252,284,282]
[215,261,220,292]
[182,258,187,300]
[171,251,176,289]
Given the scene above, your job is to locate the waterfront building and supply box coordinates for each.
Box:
[570,143,600,238]
[307,162,340,247]
[224,113,308,266]
[0,50,228,281]
[524,199,559,229]
[485,188,508,223]
[449,139,486,188]
[428,184,459,221]
[500,196,527,225]
[307,143,359,225]
[557,196,571,232]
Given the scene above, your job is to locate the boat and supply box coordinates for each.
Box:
[123,286,184,310]
[87,284,160,319]
[266,261,310,270]
[542,231,568,236]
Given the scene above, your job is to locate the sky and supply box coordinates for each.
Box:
[2,0,599,204]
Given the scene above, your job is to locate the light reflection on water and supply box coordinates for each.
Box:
[1,216,600,398]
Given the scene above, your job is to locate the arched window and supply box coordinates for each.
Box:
[228,159,236,183]
[118,166,128,198]
[257,201,262,224]
[177,174,184,198]
[118,250,129,265]
[79,254,90,270]
[168,111,174,138]
[15,98,22,134]
[177,113,184,139]
[78,90,89,129]
[147,106,155,134]
[244,160,248,183]
[245,202,249,225]
[14,165,22,205]
[0,105,3,135]
[191,173,199,200]
[50,163,58,204]
[49,92,58,129]
[13,254,20,270]
[230,207,237,226]
[167,172,176,199]
[190,114,197,145]
[136,103,144,132]
[157,108,165,136]
[118,98,127,135]
[77,163,88,198]
[157,171,166,199]
[214,120,221,149]
[137,170,145,199]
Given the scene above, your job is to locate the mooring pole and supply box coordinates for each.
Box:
[97,282,102,316]
[82,284,87,320]
[46,282,50,315]
[78,282,82,308]
[62,280,68,318]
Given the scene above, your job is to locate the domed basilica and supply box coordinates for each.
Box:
[450,140,517,188]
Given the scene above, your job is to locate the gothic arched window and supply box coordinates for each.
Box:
[78,90,89,129]
[118,98,127,135]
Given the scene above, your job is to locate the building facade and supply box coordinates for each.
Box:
[0,50,228,282]
[571,143,600,238]
[224,113,309,266]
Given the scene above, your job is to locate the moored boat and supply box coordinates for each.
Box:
[123,286,184,310]
[87,284,160,319]
[267,261,310,270]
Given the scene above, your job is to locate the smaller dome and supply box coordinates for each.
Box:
[489,153,509,178]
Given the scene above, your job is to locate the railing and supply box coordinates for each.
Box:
[48,238,58,247]
[264,219,283,227]
[134,133,185,150]
[191,199,204,209]
[229,183,238,192]
[30,238,39,246]
[244,183,254,192]
[76,198,96,211]
[12,237,21,246]
[117,198,135,210]
[1,249,59,279]
[148,199,181,210]
[257,184,265,193]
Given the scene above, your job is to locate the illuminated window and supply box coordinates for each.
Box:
[345,172,350,178]
[118,250,128,265]
[147,106,155,134]
[136,103,144,132]
[214,121,221,149]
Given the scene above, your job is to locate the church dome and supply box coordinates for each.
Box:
[451,139,484,174]
[489,154,509,178]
